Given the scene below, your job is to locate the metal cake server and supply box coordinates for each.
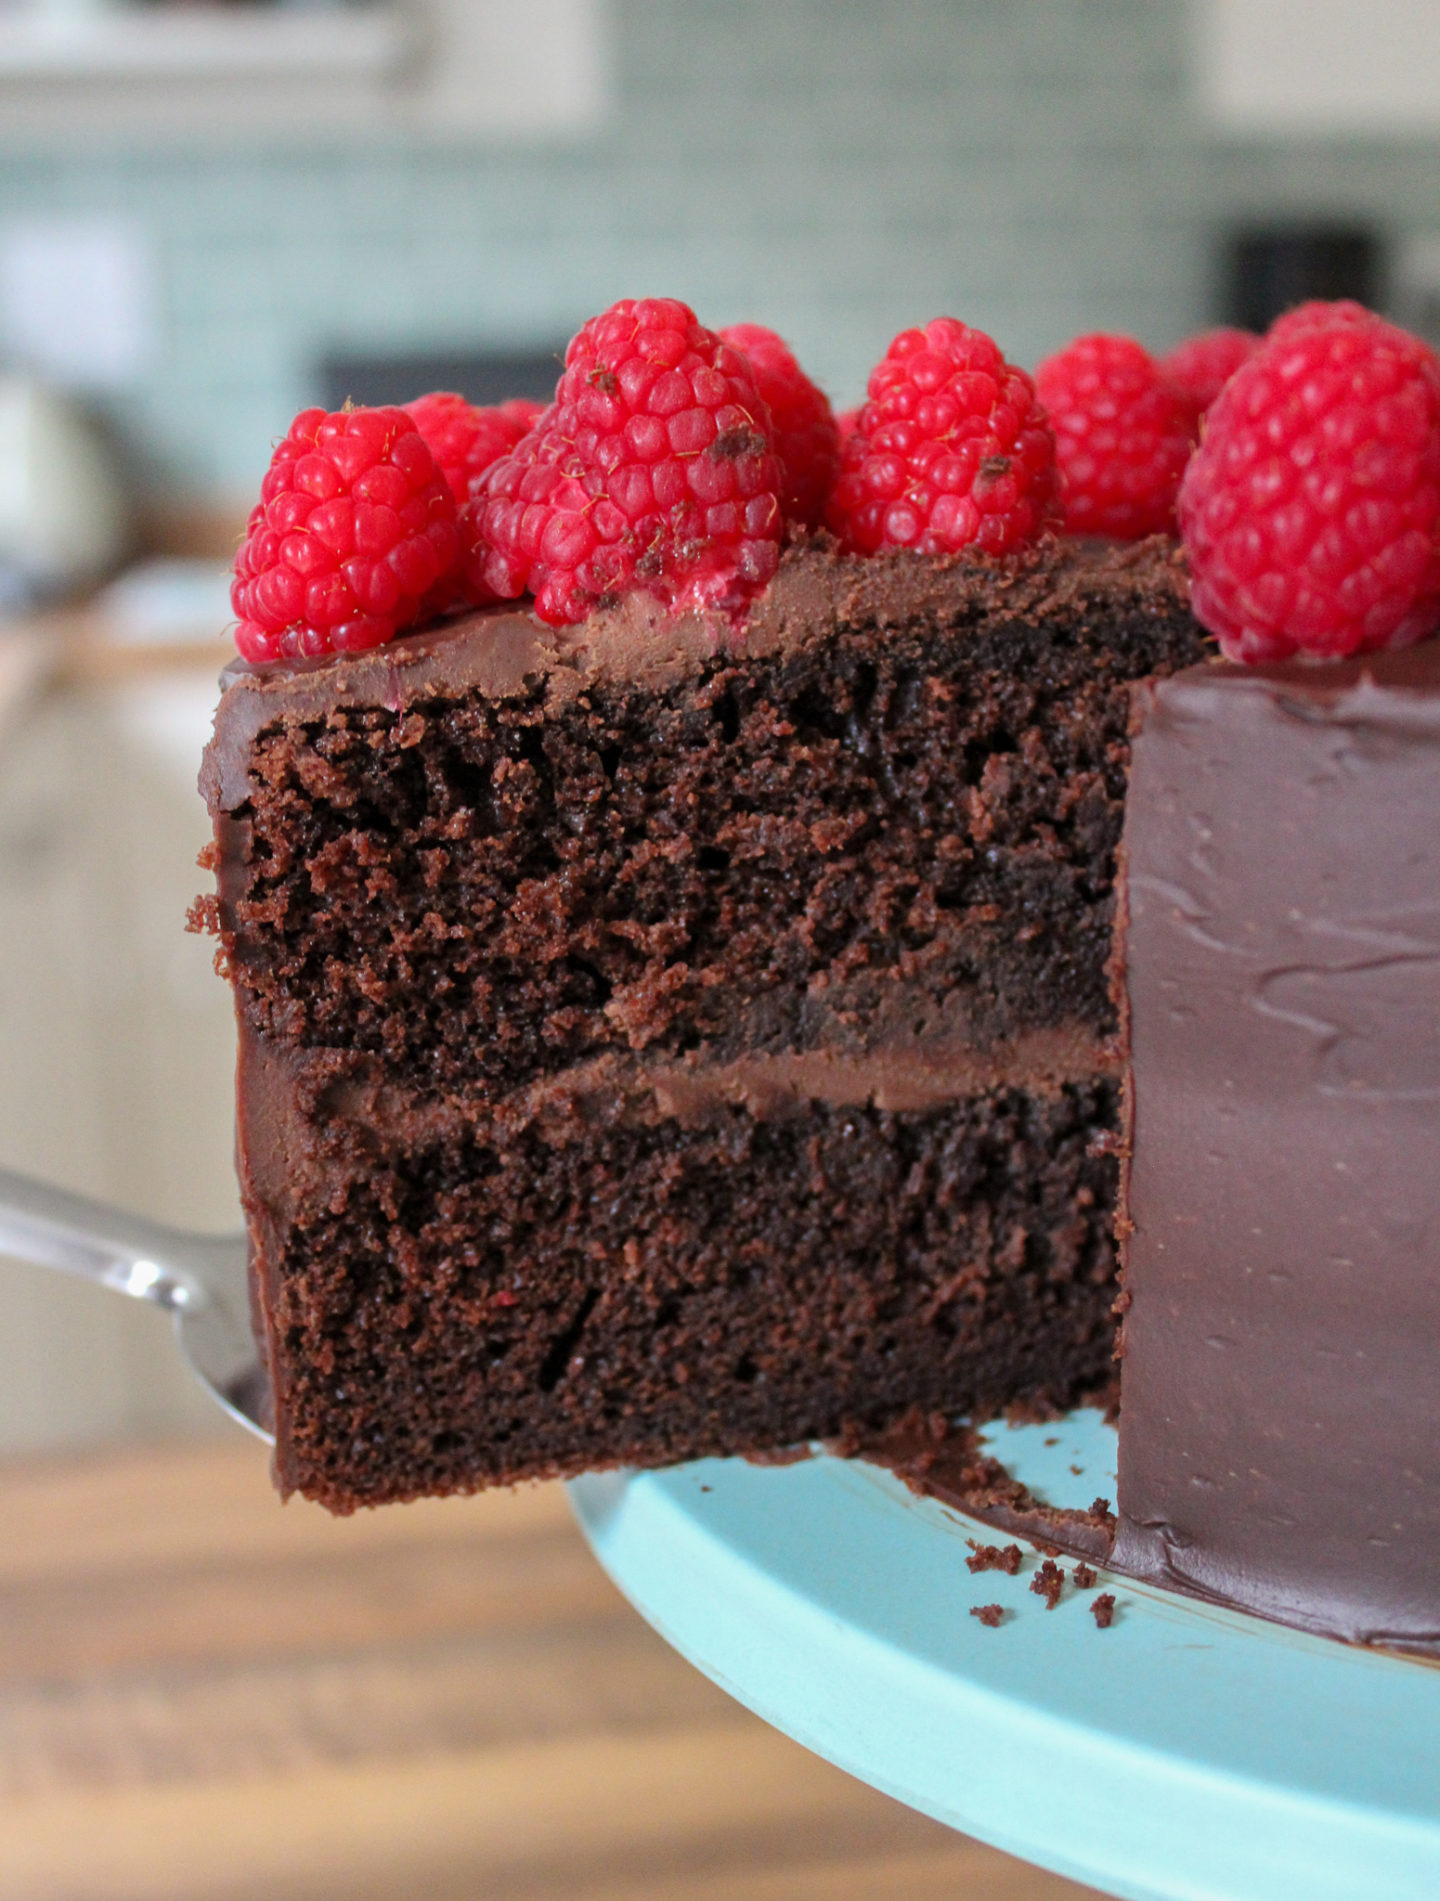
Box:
[0,1164,272,1441]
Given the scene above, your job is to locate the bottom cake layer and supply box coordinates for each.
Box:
[243,1055,1121,1510]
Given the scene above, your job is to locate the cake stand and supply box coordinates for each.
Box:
[568,1410,1440,1901]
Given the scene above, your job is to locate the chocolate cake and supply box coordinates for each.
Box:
[1113,643,1440,1654]
[195,291,1440,1662]
[198,535,1205,1510]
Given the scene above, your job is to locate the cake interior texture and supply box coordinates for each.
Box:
[199,538,1206,1509]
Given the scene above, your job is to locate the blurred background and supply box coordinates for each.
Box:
[0,6,1436,1897]
[12,0,1440,1450]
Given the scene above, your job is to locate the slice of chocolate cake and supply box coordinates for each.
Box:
[199,536,1205,1510]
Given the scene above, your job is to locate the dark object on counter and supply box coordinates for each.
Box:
[319,347,564,413]
[1114,646,1440,1655]
[198,537,1204,1511]
[1225,225,1381,333]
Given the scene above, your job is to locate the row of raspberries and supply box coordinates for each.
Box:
[232,295,1440,668]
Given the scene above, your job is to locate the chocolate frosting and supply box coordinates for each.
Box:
[236,1017,1116,1189]
[1114,643,1440,1652]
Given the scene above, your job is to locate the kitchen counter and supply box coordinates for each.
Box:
[0,1436,1101,1901]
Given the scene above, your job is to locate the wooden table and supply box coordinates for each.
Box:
[0,1439,1105,1901]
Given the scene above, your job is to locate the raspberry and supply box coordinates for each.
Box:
[403,393,545,502]
[719,323,840,528]
[463,298,786,626]
[405,394,546,614]
[1179,316,1440,662]
[826,318,1059,558]
[1269,299,1382,344]
[1034,334,1193,539]
[1268,299,1440,382]
[835,406,861,445]
[232,407,460,664]
[1159,327,1259,426]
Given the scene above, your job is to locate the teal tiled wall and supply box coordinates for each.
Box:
[4,0,1439,504]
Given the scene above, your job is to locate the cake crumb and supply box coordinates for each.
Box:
[1002,1393,1061,1427]
[970,1603,1005,1628]
[1091,1592,1117,1629]
[744,1443,812,1467]
[1030,1558,1065,1609]
[185,893,219,936]
[1072,1561,1098,1590]
[965,1539,1023,1575]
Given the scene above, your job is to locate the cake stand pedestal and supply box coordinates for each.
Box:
[569,1411,1440,1901]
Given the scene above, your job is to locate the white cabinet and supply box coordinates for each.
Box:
[0,662,236,1448]
[1193,0,1440,134]
[0,0,610,147]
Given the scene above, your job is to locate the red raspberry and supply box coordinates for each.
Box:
[827,318,1059,558]
[404,394,546,615]
[1159,327,1259,427]
[233,408,459,664]
[1269,299,1383,344]
[1035,334,1193,539]
[1179,316,1440,662]
[835,406,861,446]
[403,393,544,503]
[719,323,840,529]
[1268,300,1440,383]
[464,298,785,627]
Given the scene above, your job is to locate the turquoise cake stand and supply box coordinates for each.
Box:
[569,1410,1440,1901]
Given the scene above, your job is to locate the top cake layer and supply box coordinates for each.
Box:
[206,535,1192,798]
[201,535,1204,1100]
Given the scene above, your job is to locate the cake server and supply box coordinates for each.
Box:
[0,1165,270,1441]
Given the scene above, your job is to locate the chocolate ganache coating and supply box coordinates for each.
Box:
[1114,643,1440,1652]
